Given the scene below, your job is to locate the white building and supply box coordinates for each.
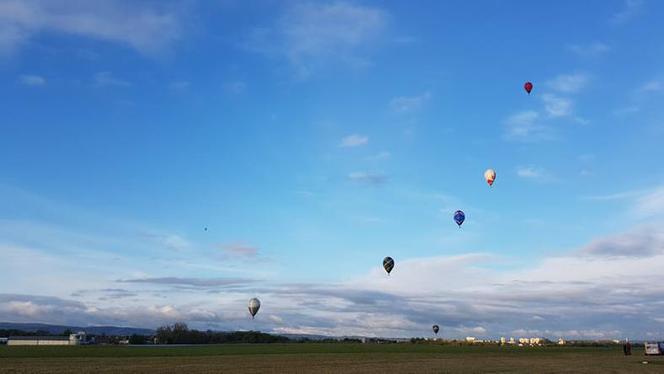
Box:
[558,338,565,345]
[500,337,506,345]
[465,337,476,343]
[8,332,87,346]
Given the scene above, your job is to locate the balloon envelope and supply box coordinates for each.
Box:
[484,168,496,186]
[383,256,394,275]
[248,298,261,319]
[433,325,439,334]
[454,210,465,227]
[524,81,533,94]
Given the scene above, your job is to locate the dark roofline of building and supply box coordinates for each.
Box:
[8,336,71,341]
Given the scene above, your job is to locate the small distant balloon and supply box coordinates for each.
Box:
[524,81,533,94]
[248,298,261,319]
[454,210,465,227]
[433,325,440,335]
[484,168,496,187]
[204,227,208,231]
[383,256,394,275]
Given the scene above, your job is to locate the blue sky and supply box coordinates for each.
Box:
[2,0,664,339]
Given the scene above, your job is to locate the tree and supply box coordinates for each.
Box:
[129,334,145,345]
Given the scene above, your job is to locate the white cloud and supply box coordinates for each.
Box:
[0,0,184,56]
[613,106,640,115]
[634,187,664,218]
[339,134,368,147]
[367,151,391,161]
[547,73,589,93]
[5,225,664,338]
[94,71,131,87]
[503,110,551,142]
[390,92,431,112]
[584,186,664,219]
[639,80,662,92]
[245,2,387,77]
[516,166,554,181]
[347,171,386,185]
[541,94,572,117]
[220,243,259,258]
[140,232,190,252]
[567,42,610,57]
[583,190,644,201]
[610,0,644,25]
[5,185,664,339]
[516,167,541,179]
[19,74,45,86]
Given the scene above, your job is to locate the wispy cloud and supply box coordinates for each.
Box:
[389,91,431,113]
[639,80,662,92]
[19,74,45,86]
[610,0,644,25]
[567,42,610,57]
[546,73,589,94]
[245,2,387,77]
[516,166,555,182]
[94,72,131,87]
[503,110,552,142]
[582,190,645,201]
[118,277,256,289]
[339,134,368,148]
[220,243,259,258]
[347,171,387,186]
[634,187,664,218]
[583,186,664,219]
[0,0,184,56]
[140,233,191,252]
[541,94,573,117]
[367,151,391,161]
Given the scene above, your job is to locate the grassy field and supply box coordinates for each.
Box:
[1,343,662,373]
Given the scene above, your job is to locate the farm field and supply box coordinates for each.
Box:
[1,343,662,373]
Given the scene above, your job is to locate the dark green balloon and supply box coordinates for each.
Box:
[383,257,394,275]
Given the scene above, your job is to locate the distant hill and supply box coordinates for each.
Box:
[0,322,154,336]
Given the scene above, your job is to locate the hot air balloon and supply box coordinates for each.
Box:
[454,210,465,227]
[383,256,394,275]
[248,298,261,319]
[433,325,440,335]
[524,81,533,94]
[484,168,496,187]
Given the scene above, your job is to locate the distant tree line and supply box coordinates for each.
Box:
[154,323,290,344]
[0,329,52,337]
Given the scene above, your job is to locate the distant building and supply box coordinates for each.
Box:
[508,337,515,345]
[8,332,87,346]
[0,338,8,345]
[465,337,476,343]
[500,337,506,345]
[558,338,565,345]
[517,337,542,346]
